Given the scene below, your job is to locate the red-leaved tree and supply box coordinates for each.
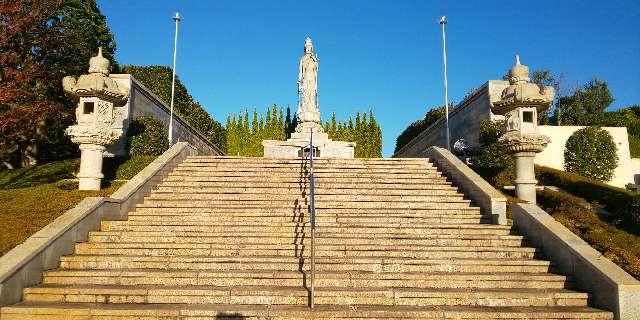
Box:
[0,0,117,168]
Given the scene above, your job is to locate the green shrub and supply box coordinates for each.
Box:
[616,196,640,232]
[126,117,169,157]
[629,134,640,158]
[564,126,618,182]
[115,156,156,180]
[537,189,640,280]
[394,106,445,154]
[536,166,634,214]
[470,120,514,187]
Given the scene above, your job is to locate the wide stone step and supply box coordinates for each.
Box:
[163,174,450,182]
[128,211,485,220]
[89,230,515,240]
[144,194,467,203]
[102,218,494,226]
[158,181,458,189]
[74,244,537,259]
[184,157,428,163]
[178,159,431,166]
[132,207,482,215]
[137,200,474,209]
[124,215,492,225]
[0,302,613,320]
[173,167,439,174]
[152,187,461,196]
[59,255,553,273]
[21,285,588,307]
[39,269,570,289]
[87,233,520,247]
[99,224,511,236]
[165,172,446,180]
[75,241,536,252]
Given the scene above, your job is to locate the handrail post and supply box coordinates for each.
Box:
[309,128,316,309]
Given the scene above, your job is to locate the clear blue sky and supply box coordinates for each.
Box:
[97,0,640,156]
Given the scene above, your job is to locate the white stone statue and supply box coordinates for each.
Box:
[295,37,323,134]
[262,37,355,158]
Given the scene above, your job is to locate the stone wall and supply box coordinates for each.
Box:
[394,80,509,156]
[106,74,223,157]
[394,79,639,188]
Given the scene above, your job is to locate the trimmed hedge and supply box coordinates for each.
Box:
[115,156,156,180]
[537,189,640,280]
[536,165,633,214]
[126,117,169,157]
[122,65,226,152]
[629,134,640,158]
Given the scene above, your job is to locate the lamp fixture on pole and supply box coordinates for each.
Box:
[439,15,450,150]
[168,11,181,145]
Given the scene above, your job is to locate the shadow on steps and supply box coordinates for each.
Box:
[216,312,246,319]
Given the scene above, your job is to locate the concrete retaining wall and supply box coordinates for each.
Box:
[426,147,507,224]
[394,80,508,156]
[512,203,640,320]
[537,125,637,188]
[0,142,200,306]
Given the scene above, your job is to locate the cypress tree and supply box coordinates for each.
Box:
[354,112,362,157]
[236,113,243,156]
[369,111,382,157]
[291,114,298,134]
[252,109,259,134]
[285,106,292,138]
[278,106,285,140]
[243,110,250,155]
[330,113,337,138]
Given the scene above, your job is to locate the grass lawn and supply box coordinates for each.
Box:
[538,189,640,280]
[0,181,124,255]
[0,156,155,256]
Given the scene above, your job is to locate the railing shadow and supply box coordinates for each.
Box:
[295,149,312,296]
[215,312,246,319]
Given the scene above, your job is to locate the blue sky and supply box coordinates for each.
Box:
[97,0,640,156]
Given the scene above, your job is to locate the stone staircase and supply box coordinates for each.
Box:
[1,157,613,319]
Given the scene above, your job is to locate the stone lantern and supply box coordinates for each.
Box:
[491,55,555,203]
[62,48,129,190]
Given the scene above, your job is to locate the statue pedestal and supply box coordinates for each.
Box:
[262,131,355,158]
[77,144,106,190]
[513,151,538,203]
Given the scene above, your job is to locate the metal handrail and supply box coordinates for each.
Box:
[309,128,316,308]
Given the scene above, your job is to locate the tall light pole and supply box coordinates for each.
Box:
[168,12,181,145]
[439,16,450,150]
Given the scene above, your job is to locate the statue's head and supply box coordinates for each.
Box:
[304,37,313,54]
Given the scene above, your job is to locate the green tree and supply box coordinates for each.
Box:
[556,79,613,126]
[369,111,383,158]
[531,69,561,125]
[0,0,118,168]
